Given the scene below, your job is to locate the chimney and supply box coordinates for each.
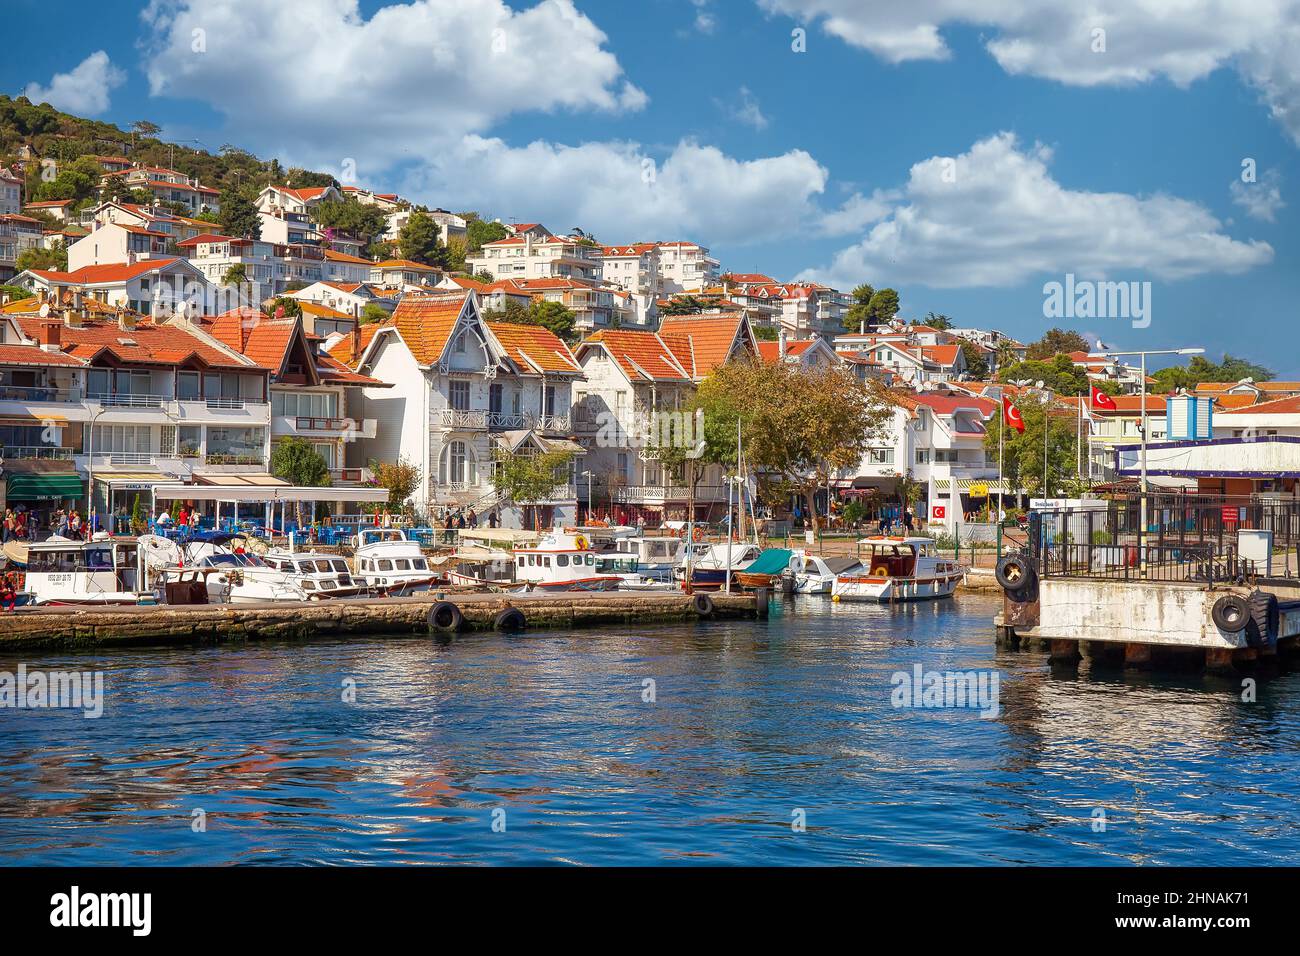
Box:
[778,327,787,360]
[39,321,61,349]
[118,310,136,332]
[351,321,361,363]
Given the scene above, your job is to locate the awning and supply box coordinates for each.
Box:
[151,483,390,503]
[933,477,1013,494]
[6,473,86,499]
[194,473,288,486]
[96,472,167,489]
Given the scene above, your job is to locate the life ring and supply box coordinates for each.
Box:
[494,607,527,632]
[428,601,464,634]
[573,535,588,551]
[692,593,714,617]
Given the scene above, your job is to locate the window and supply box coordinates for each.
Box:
[557,554,569,567]
[448,380,470,411]
[177,371,201,400]
[441,440,476,484]
[489,383,503,415]
[915,449,930,464]
[543,384,556,416]
[934,449,958,464]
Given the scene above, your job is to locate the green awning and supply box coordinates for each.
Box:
[745,548,793,575]
[6,474,86,499]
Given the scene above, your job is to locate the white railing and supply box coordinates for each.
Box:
[437,408,488,429]
[0,445,74,460]
[89,393,167,408]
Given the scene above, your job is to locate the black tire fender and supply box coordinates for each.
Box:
[692,593,715,617]
[428,601,464,633]
[494,606,527,632]
[1247,590,1279,648]
[995,555,1033,593]
[1210,594,1250,633]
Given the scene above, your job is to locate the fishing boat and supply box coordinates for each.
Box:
[23,534,156,606]
[511,529,623,592]
[673,541,762,588]
[787,552,865,594]
[445,528,535,588]
[831,536,965,602]
[352,528,440,595]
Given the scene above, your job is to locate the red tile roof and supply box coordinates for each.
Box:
[656,313,750,378]
[386,293,468,365]
[24,258,186,285]
[9,314,252,370]
[485,322,581,375]
[581,329,691,382]
[1220,394,1300,415]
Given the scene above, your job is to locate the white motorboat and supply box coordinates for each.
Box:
[23,534,156,606]
[601,535,683,583]
[592,552,679,591]
[787,551,865,594]
[831,536,965,602]
[352,528,439,595]
[511,529,622,592]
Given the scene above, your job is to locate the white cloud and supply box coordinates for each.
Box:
[413,137,828,245]
[690,0,718,34]
[719,86,769,130]
[1231,169,1285,222]
[817,189,898,236]
[23,51,125,115]
[800,132,1273,289]
[757,1,1300,145]
[140,0,647,170]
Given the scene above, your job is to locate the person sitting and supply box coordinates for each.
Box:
[155,509,173,528]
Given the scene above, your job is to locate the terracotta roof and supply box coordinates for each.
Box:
[387,293,467,365]
[327,321,386,367]
[9,314,252,370]
[656,313,750,378]
[316,350,387,387]
[24,258,186,285]
[908,393,996,416]
[920,344,963,366]
[756,339,817,363]
[322,248,371,265]
[371,258,439,272]
[581,329,691,382]
[202,310,298,372]
[1220,394,1300,415]
[298,301,355,321]
[0,343,86,367]
[273,185,332,204]
[485,322,581,375]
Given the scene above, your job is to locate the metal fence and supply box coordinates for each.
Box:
[1030,493,1297,584]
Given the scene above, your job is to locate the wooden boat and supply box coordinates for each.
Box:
[734,547,794,589]
[831,535,965,602]
[511,529,622,592]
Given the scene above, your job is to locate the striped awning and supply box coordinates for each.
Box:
[933,477,1013,494]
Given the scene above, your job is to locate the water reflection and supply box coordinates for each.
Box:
[1,593,1298,865]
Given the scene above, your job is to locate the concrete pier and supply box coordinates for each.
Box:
[0,590,764,652]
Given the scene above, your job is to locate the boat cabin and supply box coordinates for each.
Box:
[856,536,936,578]
[25,535,147,604]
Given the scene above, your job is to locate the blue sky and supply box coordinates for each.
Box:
[5,0,1299,373]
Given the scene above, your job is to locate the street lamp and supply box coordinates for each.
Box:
[1091,344,1204,558]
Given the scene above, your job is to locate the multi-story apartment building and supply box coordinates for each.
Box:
[0,168,23,216]
[655,241,720,294]
[571,313,756,524]
[80,201,215,245]
[597,243,661,297]
[841,389,999,532]
[24,199,74,221]
[336,291,585,527]
[287,280,394,318]
[67,221,174,272]
[468,232,602,283]
[0,214,43,281]
[367,259,441,288]
[0,295,272,520]
[179,234,330,303]
[198,309,380,484]
[15,258,214,317]
[834,335,967,385]
[101,166,221,215]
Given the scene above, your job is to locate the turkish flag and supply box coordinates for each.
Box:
[1091,385,1118,411]
[1003,395,1025,433]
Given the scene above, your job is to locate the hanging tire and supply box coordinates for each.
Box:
[1210,594,1249,633]
[428,601,464,634]
[494,607,527,633]
[995,555,1033,593]
[1247,590,1279,648]
[692,593,715,617]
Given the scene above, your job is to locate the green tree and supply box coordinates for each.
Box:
[464,215,509,252]
[370,457,422,512]
[312,199,388,248]
[271,437,332,523]
[483,298,579,345]
[923,311,952,331]
[221,263,247,286]
[397,209,447,267]
[360,302,390,324]
[984,394,1079,497]
[867,287,900,324]
[491,448,575,530]
[1151,354,1275,392]
[843,283,875,332]
[997,353,1093,396]
[695,362,892,534]
[960,341,988,379]
[1026,327,1090,361]
[263,296,302,318]
[15,242,66,273]
[217,185,261,240]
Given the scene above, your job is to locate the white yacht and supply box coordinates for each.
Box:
[831,536,965,602]
[673,541,762,588]
[601,535,683,583]
[510,529,622,592]
[352,528,439,595]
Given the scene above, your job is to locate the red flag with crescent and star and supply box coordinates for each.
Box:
[1090,385,1118,411]
[1003,394,1025,433]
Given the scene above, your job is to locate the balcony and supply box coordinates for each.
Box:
[283,416,377,439]
[89,392,167,408]
[0,445,75,460]
[439,409,573,433]
[0,385,82,404]
[437,408,488,430]
[615,484,728,504]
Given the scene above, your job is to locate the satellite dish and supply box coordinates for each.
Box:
[38,303,50,318]
[174,300,187,319]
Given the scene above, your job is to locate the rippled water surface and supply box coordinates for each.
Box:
[2,594,1298,865]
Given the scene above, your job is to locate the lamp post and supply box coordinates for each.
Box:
[1091,345,1204,562]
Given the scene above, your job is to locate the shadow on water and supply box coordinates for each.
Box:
[1,591,1298,865]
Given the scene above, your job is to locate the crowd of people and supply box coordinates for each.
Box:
[435,506,500,542]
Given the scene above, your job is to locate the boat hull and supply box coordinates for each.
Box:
[832,573,962,602]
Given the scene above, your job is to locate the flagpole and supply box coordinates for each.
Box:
[997,394,1005,560]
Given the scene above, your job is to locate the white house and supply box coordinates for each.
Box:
[336,290,585,527]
